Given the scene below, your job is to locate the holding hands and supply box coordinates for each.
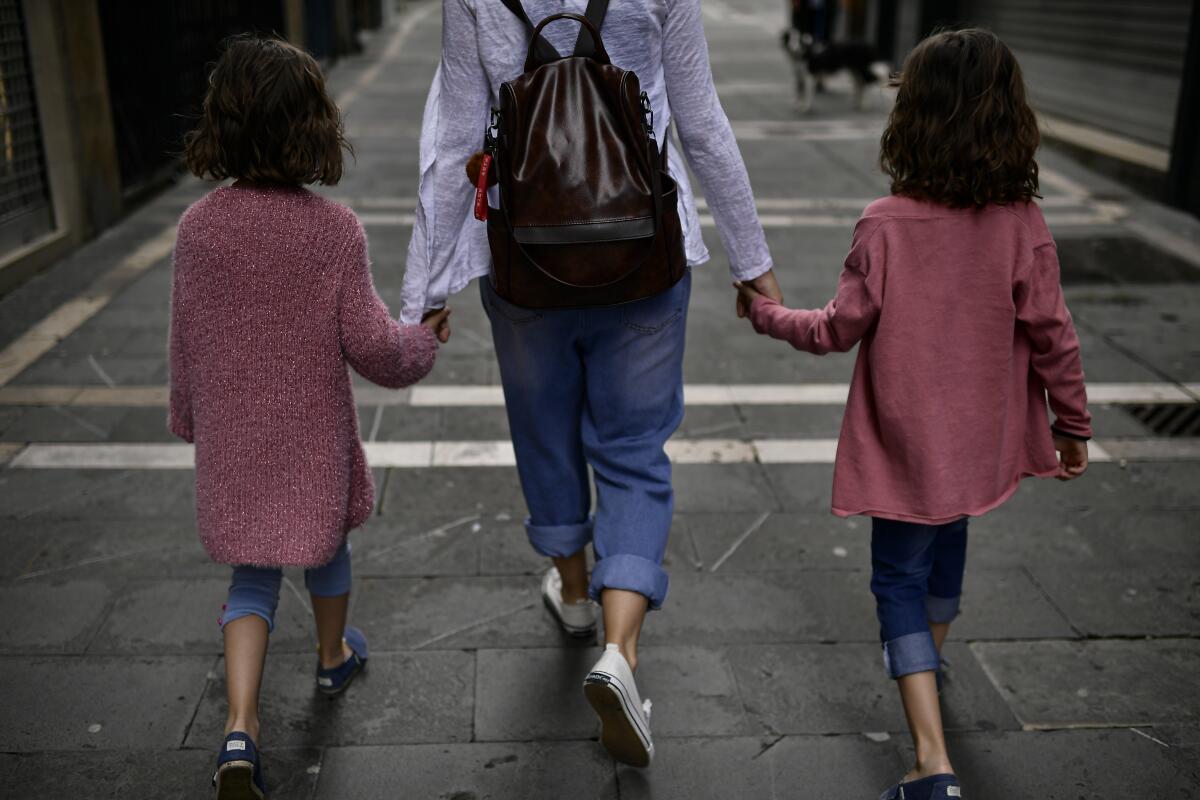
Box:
[422,307,453,343]
[734,269,783,320]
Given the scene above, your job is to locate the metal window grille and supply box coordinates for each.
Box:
[0,0,54,254]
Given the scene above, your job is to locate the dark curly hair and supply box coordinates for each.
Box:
[185,34,350,186]
[880,28,1040,208]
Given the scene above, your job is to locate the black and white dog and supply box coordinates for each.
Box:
[780,29,888,113]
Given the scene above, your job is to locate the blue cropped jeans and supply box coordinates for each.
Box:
[220,541,353,632]
[481,272,691,609]
[870,517,968,679]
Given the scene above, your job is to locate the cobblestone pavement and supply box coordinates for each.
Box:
[2,2,1199,798]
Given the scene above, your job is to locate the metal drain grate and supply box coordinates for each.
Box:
[1122,403,1200,437]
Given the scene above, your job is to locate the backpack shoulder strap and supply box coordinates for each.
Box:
[572,0,610,57]
[499,0,561,65]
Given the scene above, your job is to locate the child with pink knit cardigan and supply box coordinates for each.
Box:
[736,30,1091,800]
[169,35,450,799]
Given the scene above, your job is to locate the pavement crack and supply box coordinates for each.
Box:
[49,405,107,438]
[752,734,786,760]
[358,513,481,563]
[411,600,537,650]
[86,355,117,388]
[1129,727,1171,748]
[710,511,770,572]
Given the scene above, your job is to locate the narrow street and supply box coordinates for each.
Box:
[1,1,1198,797]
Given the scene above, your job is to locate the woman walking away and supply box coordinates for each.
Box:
[170,35,449,799]
[736,29,1091,800]
[403,0,777,768]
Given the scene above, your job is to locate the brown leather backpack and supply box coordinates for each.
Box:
[477,0,687,309]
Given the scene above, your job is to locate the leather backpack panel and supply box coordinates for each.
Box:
[483,9,687,309]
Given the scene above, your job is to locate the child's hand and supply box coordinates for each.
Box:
[1054,436,1088,481]
[422,307,452,344]
[733,281,763,319]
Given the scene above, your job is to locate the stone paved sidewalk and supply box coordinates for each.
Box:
[1,2,1199,798]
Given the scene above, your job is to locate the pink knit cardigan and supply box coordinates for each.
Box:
[168,184,438,567]
[750,196,1092,524]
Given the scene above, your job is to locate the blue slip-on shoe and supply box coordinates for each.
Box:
[879,774,961,800]
[316,626,368,696]
[213,731,266,800]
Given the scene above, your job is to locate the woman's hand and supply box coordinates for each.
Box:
[735,269,782,318]
[422,307,452,343]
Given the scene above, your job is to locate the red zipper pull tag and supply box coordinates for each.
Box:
[474,152,493,222]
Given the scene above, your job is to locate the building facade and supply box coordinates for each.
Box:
[3,0,387,293]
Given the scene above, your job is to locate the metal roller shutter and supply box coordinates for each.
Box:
[0,0,54,256]
[959,0,1193,149]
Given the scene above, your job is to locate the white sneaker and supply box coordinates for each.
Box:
[584,643,654,767]
[541,567,597,637]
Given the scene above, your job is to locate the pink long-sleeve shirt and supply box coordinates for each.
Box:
[169,184,438,567]
[750,195,1092,524]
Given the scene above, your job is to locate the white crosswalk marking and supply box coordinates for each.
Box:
[3,438,1182,469]
[3,382,1195,407]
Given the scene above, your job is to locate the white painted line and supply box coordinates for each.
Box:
[359,212,417,226]
[1088,441,1113,463]
[410,385,506,407]
[728,384,849,405]
[432,440,515,467]
[75,386,168,406]
[358,208,1121,229]
[666,438,757,464]
[10,436,1183,469]
[340,195,1104,214]
[0,229,175,389]
[362,441,433,467]
[754,438,841,463]
[10,443,196,469]
[1093,439,1200,462]
[4,382,1195,408]
[1039,113,1171,172]
[359,211,1121,229]
[1122,219,1200,269]
[1086,383,1195,404]
[1038,167,1093,200]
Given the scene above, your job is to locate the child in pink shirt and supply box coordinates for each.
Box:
[737,29,1090,800]
[171,35,449,799]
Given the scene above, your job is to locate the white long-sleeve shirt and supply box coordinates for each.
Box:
[401,0,773,323]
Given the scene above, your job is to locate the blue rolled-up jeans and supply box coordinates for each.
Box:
[870,517,968,678]
[481,271,691,610]
[221,540,353,632]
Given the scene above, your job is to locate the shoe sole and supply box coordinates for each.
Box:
[215,762,264,800]
[316,659,366,697]
[542,593,596,639]
[584,673,652,768]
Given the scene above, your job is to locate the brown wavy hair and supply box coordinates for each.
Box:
[880,28,1040,208]
[185,34,350,186]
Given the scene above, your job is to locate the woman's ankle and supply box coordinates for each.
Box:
[552,552,590,603]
